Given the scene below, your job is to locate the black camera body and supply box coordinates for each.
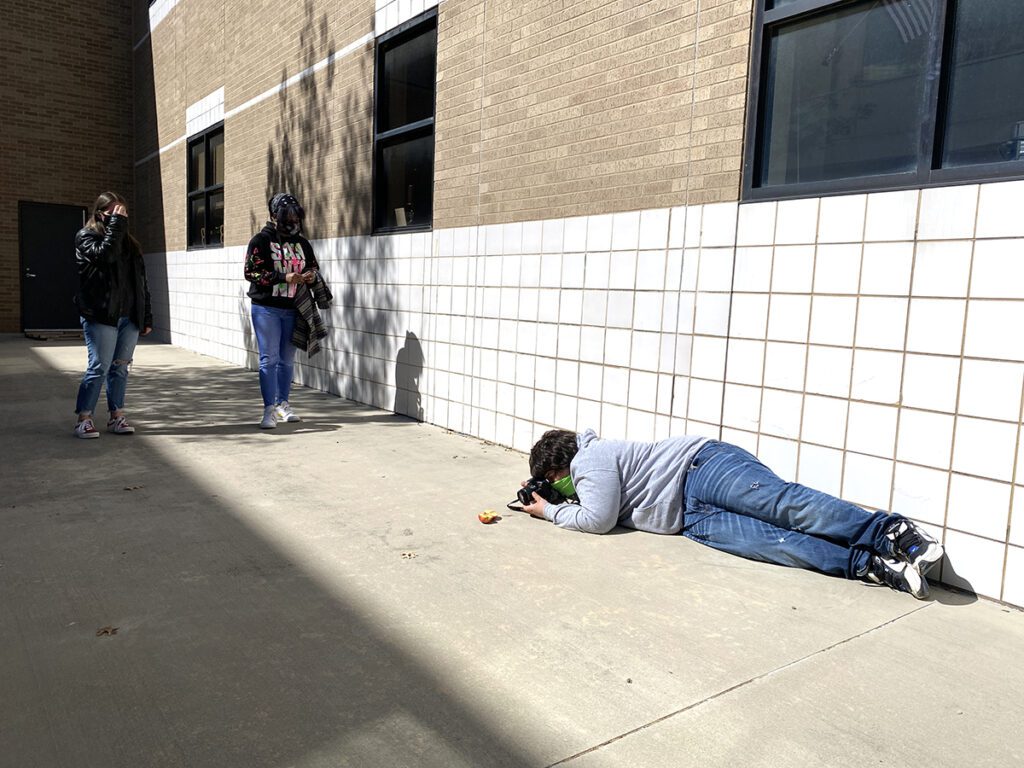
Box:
[517,477,566,506]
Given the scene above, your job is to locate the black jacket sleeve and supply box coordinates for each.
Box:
[75,215,127,276]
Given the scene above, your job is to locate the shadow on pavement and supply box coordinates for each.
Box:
[0,337,536,767]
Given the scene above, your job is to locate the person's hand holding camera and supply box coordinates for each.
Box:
[519,480,548,519]
[301,271,316,284]
[285,272,303,285]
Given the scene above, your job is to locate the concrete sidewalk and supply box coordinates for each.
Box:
[1,335,1021,768]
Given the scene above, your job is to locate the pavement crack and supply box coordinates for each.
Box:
[545,602,933,767]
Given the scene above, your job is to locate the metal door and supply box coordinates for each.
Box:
[19,201,86,330]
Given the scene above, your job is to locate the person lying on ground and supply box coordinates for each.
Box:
[518,429,944,600]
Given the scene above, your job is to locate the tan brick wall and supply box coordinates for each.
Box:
[0,1,134,332]
[133,0,376,253]
[128,0,753,248]
[434,0,754,228]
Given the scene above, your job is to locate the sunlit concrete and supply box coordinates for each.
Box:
[1,336,1022,767]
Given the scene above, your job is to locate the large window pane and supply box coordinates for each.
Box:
[189,197,205,246]
[379,134,433,229]
[189,140,205,191]
[941,0,1024,167]
[758,0,935,186]
[379,26,437,133]
[208,191,224,246]
[209,130,225,185]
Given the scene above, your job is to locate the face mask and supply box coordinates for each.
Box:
[551,474,576,498]
[278,220,301,236]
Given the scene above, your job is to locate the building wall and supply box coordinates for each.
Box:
[433,0,751,229]
[133,1,1024,606]
[0,1,134,332]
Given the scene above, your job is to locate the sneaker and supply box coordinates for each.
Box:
[74,418,99,439]
[274,401,301,423]
[260,404,277,429]
[864,555,929,600]
[885,518,943,575]
[107,415,136,434]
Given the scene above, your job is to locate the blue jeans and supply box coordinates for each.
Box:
[75,316,140,415]
[682,442,897,578]
[251,304,297,407]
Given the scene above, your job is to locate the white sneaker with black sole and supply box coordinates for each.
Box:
[260,404,277,429]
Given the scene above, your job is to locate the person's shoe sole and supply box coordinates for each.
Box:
[75,430,99,439]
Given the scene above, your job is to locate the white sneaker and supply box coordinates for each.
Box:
[260,404,277,429]
[107,415,136,434]
[275,401,301,422]
[74,418,100,439]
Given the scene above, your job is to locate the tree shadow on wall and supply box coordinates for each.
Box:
[243,0,402,416]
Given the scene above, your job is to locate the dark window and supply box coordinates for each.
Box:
[187,124,224,248]
[745,0,1024,199]
[373,11,437,233]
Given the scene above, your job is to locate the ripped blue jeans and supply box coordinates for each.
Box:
[682,441,898,578]
[75,316,140,416]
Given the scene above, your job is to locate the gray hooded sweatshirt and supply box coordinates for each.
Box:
[543,429,709,534]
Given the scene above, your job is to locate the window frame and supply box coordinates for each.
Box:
[742,0,1024,201]
[371,9,438,235]
[186,121,225,250]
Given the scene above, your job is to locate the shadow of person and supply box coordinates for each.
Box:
[929,556,979,605]
[394,331,424,421]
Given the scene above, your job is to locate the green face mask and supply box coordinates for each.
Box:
[551,474,576,498]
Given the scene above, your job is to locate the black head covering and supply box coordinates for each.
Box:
[267,192,305,234]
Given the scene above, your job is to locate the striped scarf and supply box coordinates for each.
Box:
[291,274,332,356]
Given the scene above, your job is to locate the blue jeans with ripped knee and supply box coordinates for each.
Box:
[681,441,899,578]
[75,316,140,415]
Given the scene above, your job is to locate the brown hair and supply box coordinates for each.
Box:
[85,191,142,253]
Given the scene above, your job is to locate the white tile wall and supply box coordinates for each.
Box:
[186,88,225,138]
[154,180,1024,606]
[375,0,438,37]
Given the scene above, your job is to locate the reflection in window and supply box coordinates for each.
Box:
[941,0,1024,167]
[373,12,437,232]
[759,0,932,186]
[746,0,1024,198]
[187,123,224,248]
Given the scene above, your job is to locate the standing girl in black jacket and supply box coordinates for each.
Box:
[73,191,153,438]
[244,192,319,429]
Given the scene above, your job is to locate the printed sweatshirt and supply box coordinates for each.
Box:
[244,223,320,309]
[543,429,709,534]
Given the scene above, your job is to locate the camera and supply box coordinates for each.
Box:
[516,477,566,507]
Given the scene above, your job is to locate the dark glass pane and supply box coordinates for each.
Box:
[189,196,206,247]
[208,130,225,186]
[941,0,1024,167]
[769,0,805,8]
[207,191,224,246]
[758,0,935,187]
[379,134,434,229]
[379,24,437,132]
[189,139,205,191]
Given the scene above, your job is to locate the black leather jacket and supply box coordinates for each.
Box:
[74,214,153,329]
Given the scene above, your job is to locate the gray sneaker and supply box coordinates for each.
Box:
[260,404,277,429]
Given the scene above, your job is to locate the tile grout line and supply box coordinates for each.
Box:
[545,601,934,768]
